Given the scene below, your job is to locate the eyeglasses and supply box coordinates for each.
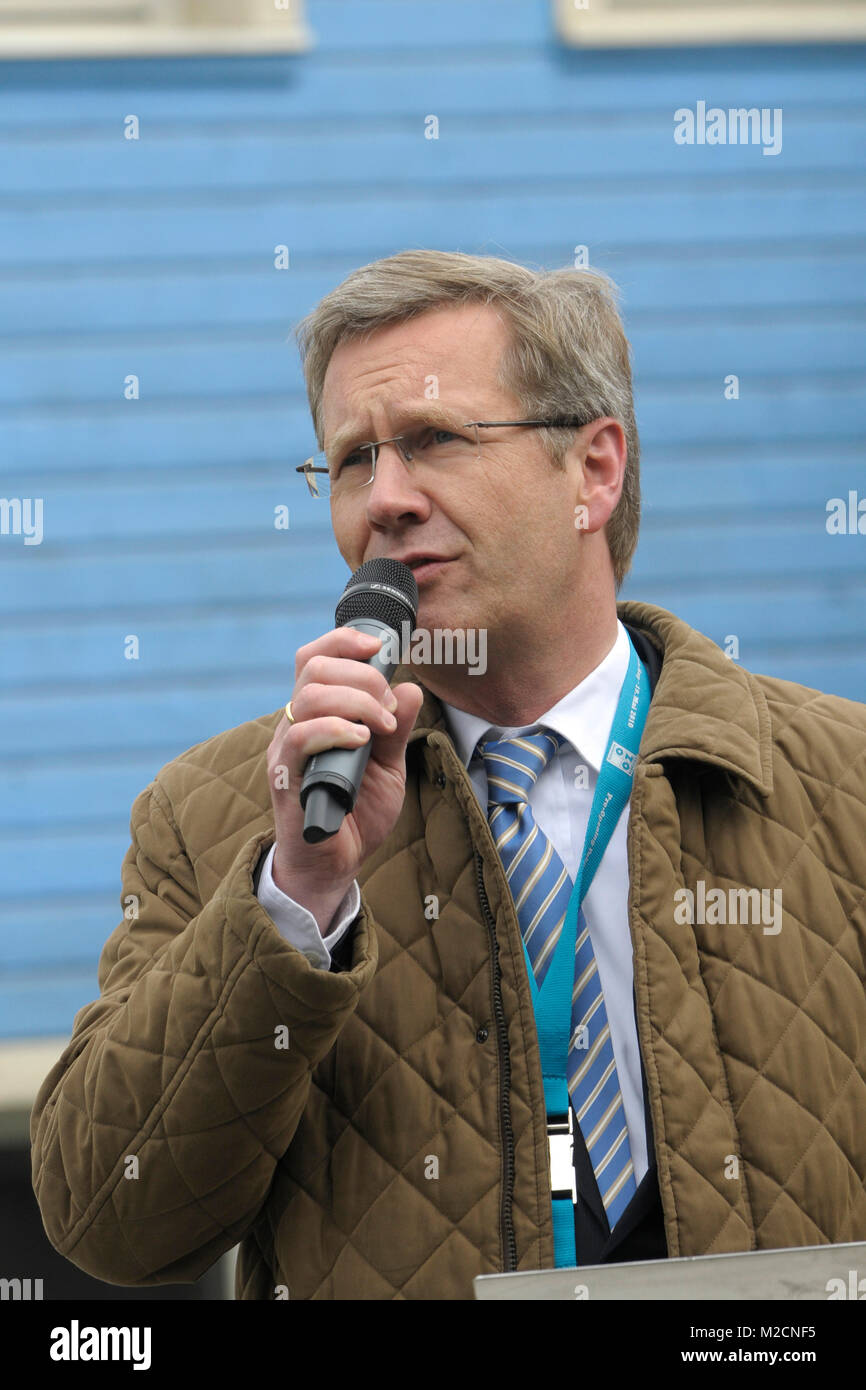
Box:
[295,417,592,499]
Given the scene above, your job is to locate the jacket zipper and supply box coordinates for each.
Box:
[474,849,518,1272]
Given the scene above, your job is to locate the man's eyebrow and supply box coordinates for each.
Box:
[324,404,469,461]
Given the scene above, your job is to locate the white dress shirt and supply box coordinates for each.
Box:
[255,618,648,1183]
[255,843,360,971]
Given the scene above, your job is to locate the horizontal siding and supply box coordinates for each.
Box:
[1,186,864,267]
[3,117,865,196]
[0,252,864,341]
[0,1,864,1039]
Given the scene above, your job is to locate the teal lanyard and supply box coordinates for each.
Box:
[524,634,651,1120]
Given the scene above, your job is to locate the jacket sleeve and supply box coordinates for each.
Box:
[29,777,378,1287]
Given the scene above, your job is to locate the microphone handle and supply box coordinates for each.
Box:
[299,618,399,844]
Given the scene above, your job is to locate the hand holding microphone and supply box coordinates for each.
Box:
[265,560,424,926]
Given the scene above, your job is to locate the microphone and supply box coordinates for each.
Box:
[299,558,419,844]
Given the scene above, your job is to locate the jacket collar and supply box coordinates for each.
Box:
[395,600,774,797]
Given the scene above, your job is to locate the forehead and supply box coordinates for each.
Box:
[320,302,514,441]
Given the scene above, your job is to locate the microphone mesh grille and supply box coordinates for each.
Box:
[335,558,418,632]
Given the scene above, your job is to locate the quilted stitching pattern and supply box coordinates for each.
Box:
[30,602,866,1298]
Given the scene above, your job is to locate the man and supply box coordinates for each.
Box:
[31,251,866,1300]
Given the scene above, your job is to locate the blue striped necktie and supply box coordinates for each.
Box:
[478,727,638,1228]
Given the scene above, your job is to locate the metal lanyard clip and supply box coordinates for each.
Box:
[547,1108,576,1203]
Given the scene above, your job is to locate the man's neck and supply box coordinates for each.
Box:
[415,604,620,728]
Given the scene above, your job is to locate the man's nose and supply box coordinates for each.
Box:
[364,440,430,519]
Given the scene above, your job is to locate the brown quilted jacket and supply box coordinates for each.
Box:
[30,601,866,1298]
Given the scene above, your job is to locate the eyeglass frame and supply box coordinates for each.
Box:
[295,417,594,497]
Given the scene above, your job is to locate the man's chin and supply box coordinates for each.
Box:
[411,564,485,635]
[414,601,474,637]
[398,601,488,681]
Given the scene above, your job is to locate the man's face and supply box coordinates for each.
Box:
[320,302,598,652]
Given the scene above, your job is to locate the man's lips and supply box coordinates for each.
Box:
[408,558,452,583]
[388,554,456,582]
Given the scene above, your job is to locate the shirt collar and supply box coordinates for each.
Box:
[441,619,631,773]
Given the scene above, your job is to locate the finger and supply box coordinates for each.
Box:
[271,716,374,784]
[294,626,383,682]
[290,683,398,736]
[295,652,398,706]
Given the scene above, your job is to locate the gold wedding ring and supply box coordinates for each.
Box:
[285,700,295,725]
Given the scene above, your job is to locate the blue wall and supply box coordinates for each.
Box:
[1,0,864,1038]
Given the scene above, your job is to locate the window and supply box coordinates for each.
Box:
[0,0,311,59]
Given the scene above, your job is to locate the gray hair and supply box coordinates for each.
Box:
[293,250,640,588]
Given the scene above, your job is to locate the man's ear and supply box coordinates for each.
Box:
[569,418,627,535]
